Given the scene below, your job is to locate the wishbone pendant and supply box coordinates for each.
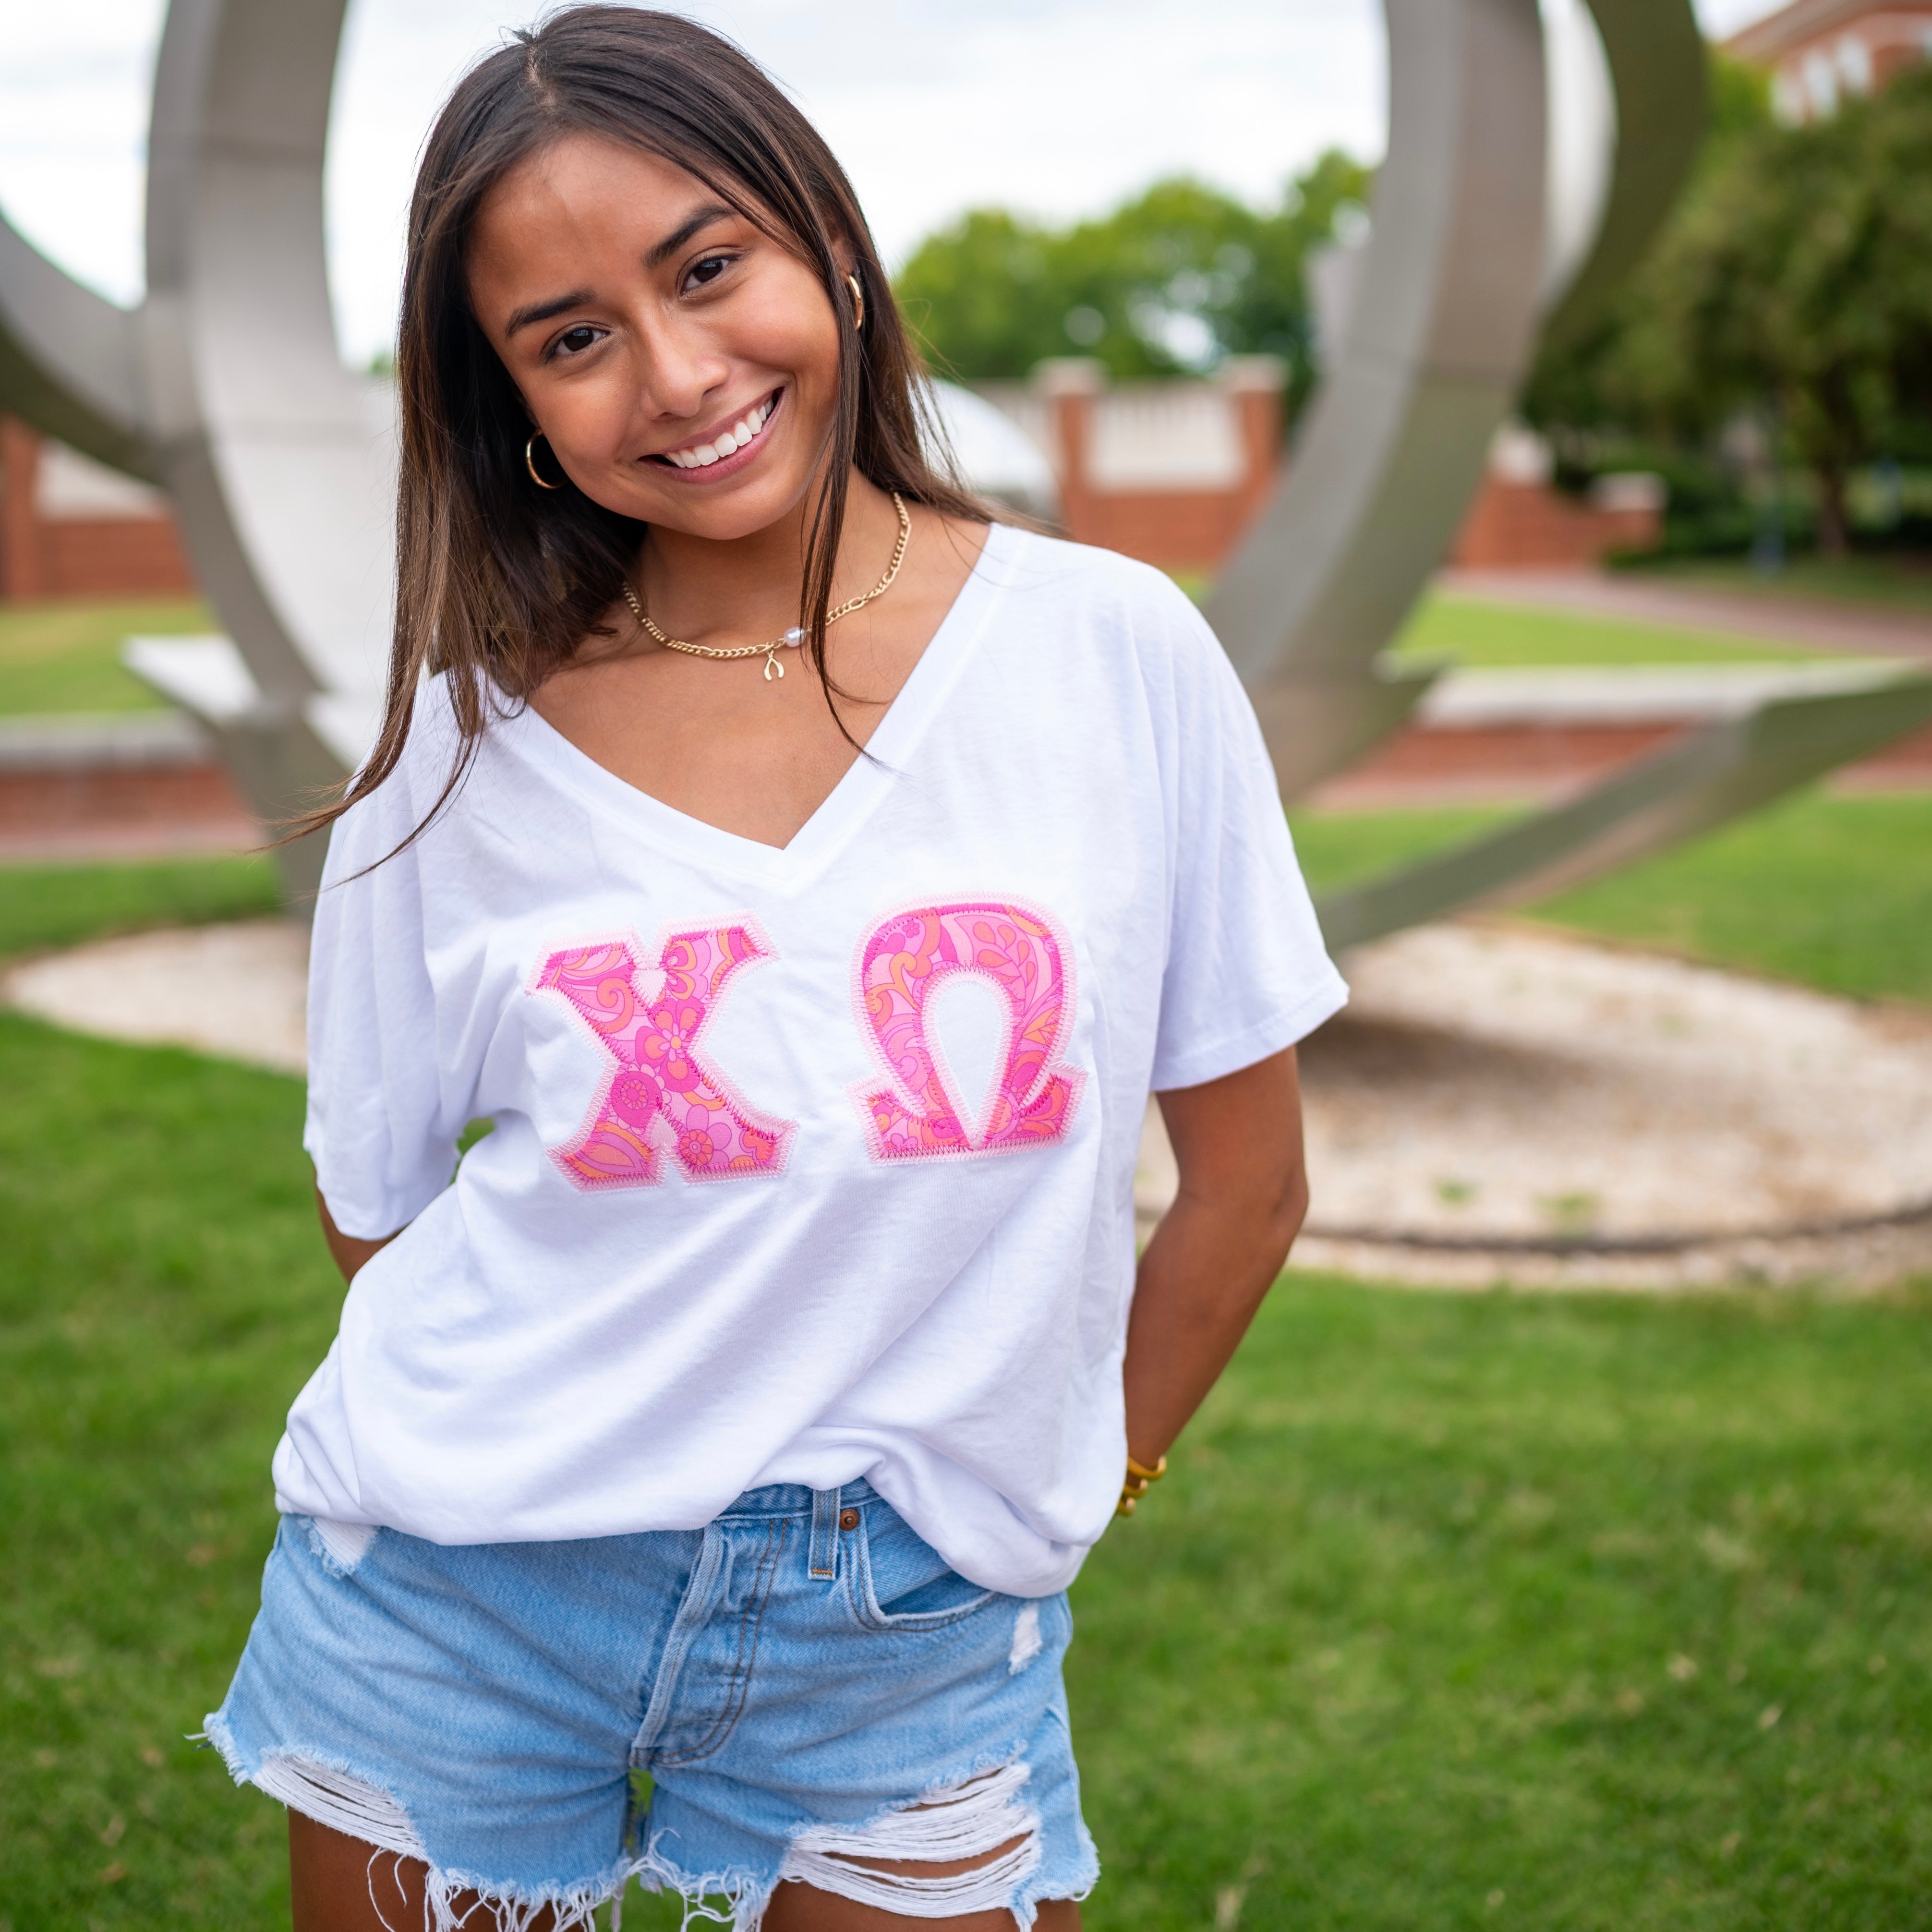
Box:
[763,651,784,681]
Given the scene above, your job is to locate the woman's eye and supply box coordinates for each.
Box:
[552,326,602,360]
[686,254,733,291]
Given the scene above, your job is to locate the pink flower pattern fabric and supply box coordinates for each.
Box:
[851,900,1085,1162]
[529,923,794,1189]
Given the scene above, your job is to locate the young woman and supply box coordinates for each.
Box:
[205,10,1345,1929]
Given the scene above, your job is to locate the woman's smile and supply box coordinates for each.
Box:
[647,386,783,481]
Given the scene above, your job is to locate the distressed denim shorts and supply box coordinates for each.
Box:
[206,1482,1098,1929]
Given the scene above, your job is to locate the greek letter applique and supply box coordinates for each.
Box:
[528,922,795,1189]
[850,901,1086,1162]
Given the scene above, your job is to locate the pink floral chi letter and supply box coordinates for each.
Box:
[852,900,1086,1162]
[529,922,794,1189]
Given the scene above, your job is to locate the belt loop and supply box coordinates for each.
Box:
[809,1485,843,1582]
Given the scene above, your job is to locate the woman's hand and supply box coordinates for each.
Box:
[1121,1047,1310,1471]
[315,1187,403,1286]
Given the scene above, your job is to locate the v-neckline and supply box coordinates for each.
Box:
[500,522,1019,890]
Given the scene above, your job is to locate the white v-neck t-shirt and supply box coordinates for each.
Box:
[280,525,1346,1595]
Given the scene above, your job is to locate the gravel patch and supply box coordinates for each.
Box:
[1301,922,1932,1242]
[1137,920,1932,1290]
[2,919,308,1073]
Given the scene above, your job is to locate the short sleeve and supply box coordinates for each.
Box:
[303,765,468,1239]
[1148,605,1348,1092]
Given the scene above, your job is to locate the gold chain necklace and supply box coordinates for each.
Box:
[622,492,911,683]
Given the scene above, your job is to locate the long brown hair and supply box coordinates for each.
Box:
[300,4,991,854]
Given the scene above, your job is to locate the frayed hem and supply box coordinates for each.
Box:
[771,1756,1048,1924]
[637,1744,1051,1931]
[411,1863,629,1932]
[633,1836,774,1932]
[1008,1872,1100,1929]
[208,1723,630,1932]
[198,1707,247,1783]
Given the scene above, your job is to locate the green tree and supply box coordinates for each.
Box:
[886,208,1070,386]
[1526,54,1932,555]
[892,152,1371,415]
[1216,149,1374,393]
[1679,65,1932,549]
[1523,54,1773,445]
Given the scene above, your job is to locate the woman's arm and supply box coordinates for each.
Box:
[315,1187,404,1285]
[1121,1046,1310,1469]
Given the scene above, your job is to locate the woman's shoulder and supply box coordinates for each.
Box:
[989,525,1225,674]
[327,670,487,851]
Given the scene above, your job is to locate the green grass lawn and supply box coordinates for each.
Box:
[0,597,213,715]
[1172,582,1825,670]
[1291,806,1519,895]
[3,824,1930,1928]
[2,1000,1928,1930]
[1530,793,1932,1009]
[1389,595,1823,669]
[1292,789,1932,1008]
[0,857,280,961]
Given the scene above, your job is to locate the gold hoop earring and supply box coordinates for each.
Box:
[845,273,865,331]
[525,432,564,490]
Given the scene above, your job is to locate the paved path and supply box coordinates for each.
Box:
[1438,568,1932,660]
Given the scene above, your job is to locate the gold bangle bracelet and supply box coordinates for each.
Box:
[1116,1452,1169,1518]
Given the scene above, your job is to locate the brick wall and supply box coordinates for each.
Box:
[0,418,198,601]
[1,392,1661,604]
[986,360,1286,575]
[981,371,1661,576]
[1450,476,1662,570]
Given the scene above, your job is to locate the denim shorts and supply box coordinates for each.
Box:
[206,1481,1098,1929]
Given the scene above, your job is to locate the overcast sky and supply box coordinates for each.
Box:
[0,0,1786,368]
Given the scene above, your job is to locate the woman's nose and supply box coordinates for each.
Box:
[631,316,730,424]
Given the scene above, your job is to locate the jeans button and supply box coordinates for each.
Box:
[838,1508,860,1531]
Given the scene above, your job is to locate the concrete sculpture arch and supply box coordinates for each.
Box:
[0,0,1926,922]
[1209,0,1552,798]
[1211,0,1713,799]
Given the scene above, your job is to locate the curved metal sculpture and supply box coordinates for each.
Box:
[1209,0,1550,798]
[0,0,1926,929]
[1204,0,1932,942]
[144,0,391,739]
[0,0,379,894]
[1210,0,1716,798]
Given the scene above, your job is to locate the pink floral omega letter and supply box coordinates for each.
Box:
[528,922,794,1188]
[852,900,1086,1161]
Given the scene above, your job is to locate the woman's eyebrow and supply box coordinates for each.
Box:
[499,205,738,338]
[644,203,737,269]
[504,290,595,338]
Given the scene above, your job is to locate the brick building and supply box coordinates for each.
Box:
[1725,0,1932,122]
[1451,423,1665,570]
[0,417,195,601]
[975,365,1658,576]
[973,358,1287,576]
